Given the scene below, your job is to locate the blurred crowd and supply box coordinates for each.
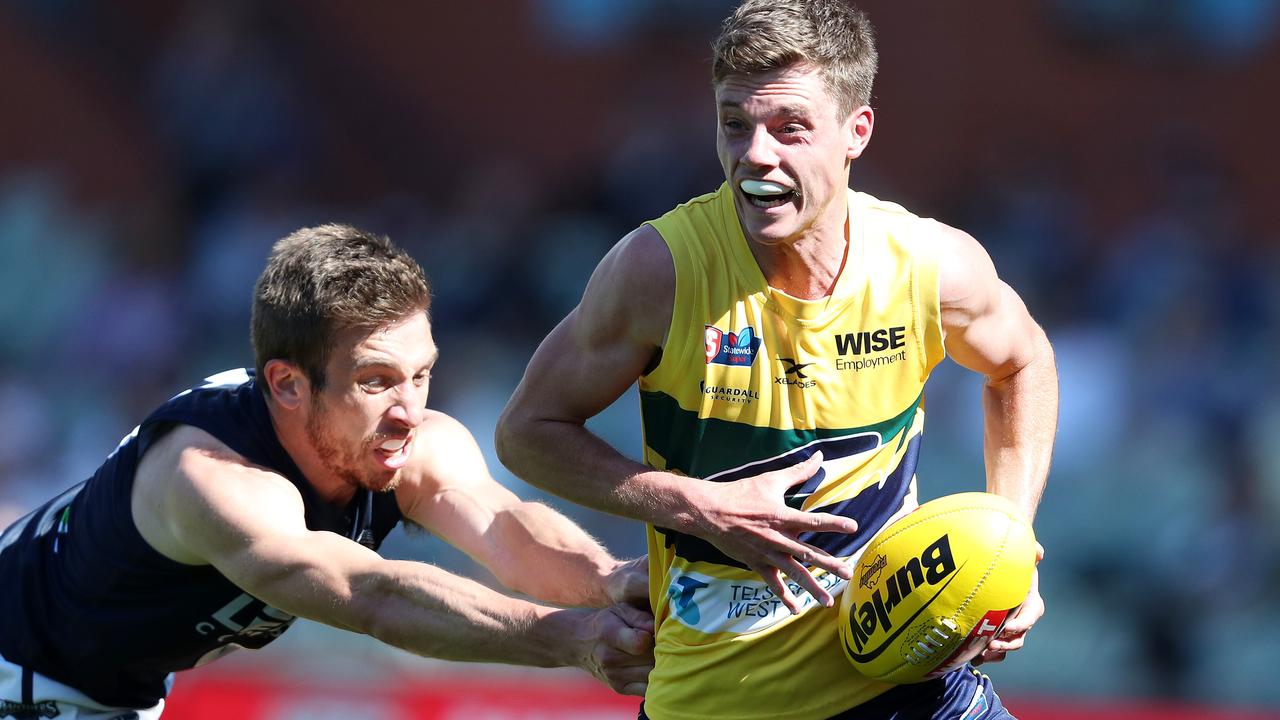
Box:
[1,0,1277,708]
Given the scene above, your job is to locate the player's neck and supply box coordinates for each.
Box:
[748,211,850,300]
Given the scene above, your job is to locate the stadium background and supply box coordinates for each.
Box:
[1,1,1278,717]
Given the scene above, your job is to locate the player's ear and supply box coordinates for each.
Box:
[262,359,309,410]
[846,105,874,161]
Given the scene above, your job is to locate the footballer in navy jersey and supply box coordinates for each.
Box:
[0,225,653,717]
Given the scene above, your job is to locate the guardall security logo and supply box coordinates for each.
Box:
[845,534,960,660]
[699,380,759,404]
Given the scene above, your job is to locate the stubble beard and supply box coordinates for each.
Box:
[305,400,399,494]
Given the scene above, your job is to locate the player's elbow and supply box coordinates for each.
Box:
[334,569,392,638]
[1025,323,1056,377]
[987,321,1055,387]
[494,401,534,474]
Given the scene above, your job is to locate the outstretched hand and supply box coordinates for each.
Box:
[975,542,1045,666]
[692,451,858,613]
[579,603,655,697]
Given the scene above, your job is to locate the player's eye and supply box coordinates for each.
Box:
[360,376,390,392]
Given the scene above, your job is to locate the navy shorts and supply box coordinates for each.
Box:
[638,665,1013,720]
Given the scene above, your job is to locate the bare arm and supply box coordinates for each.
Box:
[399,410,644,608]
[132,425,652,695]
[935,222,1058,662]
[936,223,1057,521]
[496,226,858,613]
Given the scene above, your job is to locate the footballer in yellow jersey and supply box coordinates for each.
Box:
[635,184,944,717]
[497,1,1057,718]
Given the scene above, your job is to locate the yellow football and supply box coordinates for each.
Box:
[838,492,1037,683]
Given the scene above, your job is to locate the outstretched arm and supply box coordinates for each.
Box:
[935,222,1058,662]
[496,226,858,613]
[400,409,645,608]
[132,425,652,695]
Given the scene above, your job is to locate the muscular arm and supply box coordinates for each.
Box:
[497,226,858,612]
[935,223,1058,521]
[400,410,641,608]
[497,226,693,525]
[131,425,651,693]
[935,222,1058,660]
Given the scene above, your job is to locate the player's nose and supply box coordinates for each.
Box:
[386,384,427,428]
[741,126,780,169]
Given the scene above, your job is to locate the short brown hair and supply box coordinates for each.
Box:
[712,0,877,116]
[251,224,431,394]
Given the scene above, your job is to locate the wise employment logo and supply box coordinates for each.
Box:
[704,325,761,366]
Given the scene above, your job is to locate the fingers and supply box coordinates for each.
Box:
[974,648,1006,666]
[986,635,1025,654]
[593,642,654,696]
[768,450,824,489]
[606,623,654,657]
[618,681,649,697]
[592,611,655,697]
[786,533,854,580]
[607,556,652,610]
[754,565,803,614]
[988,601,1042,654]
[986,579,1045,656]
[794,510,859,538]
[998,601,1042,638]
[611,602,657,637]
[775,553,834,609]
[753,557,843,614]
[605,666,651,697]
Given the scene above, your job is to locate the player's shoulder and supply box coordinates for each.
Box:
[402,410,485,478]
[852,189,918,218]
[394,410,493,512]
[651,185,728,218]
[578,223,675,346]
[145,423,246,475]
[609,223,675,283]
[853,189,980,256]
[411,410,477,457]
[852,189,941,235]
[141,423,298,503]
[134,423,302,564]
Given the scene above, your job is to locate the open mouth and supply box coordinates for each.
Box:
[375,433,412,470]
[740,179,796,209]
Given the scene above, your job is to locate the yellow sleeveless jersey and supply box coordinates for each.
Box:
[639,184,947,719]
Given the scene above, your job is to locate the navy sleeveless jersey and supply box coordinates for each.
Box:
[0,369,402,708]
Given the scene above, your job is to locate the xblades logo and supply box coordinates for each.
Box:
[780,358,812,378]
[776,358,817,387]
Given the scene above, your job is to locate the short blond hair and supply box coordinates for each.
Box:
[712,0,877,116]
